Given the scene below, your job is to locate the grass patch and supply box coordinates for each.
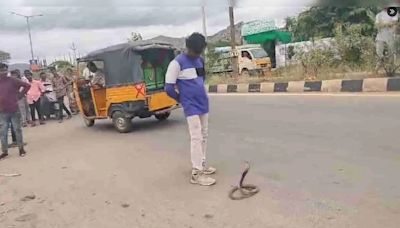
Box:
[206,64,388,85]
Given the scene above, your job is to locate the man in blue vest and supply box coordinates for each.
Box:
[165,33,216,186]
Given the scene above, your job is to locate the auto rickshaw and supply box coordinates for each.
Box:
[74,41,179,133]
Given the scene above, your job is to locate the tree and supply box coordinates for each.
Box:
[128,32,143,42]
[0,50,10,63]
[296,44,337,79]
[334,24,375,69]
[316,0,391,6]
[286,7,379,42]
[49,60,73,70]
[205,41,224,75]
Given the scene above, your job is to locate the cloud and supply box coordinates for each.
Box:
[1,0,314,32]
[0,0,312,63]
[1,7,218,32]
[20,0,314,7]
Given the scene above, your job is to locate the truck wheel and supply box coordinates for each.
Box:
[155,112,171,121]
[112,111,132,133]
[84,118,95,127]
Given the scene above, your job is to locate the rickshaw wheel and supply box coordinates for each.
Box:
[155,112,171,121]
[84,118,95,127]
[112,111,132,133]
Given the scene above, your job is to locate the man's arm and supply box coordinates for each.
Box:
[38,81,45,93]
[165,60,180,102]
[13,78,31,98]
[200,57,206,82]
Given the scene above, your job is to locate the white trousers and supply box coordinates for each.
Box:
[187,114,208,171]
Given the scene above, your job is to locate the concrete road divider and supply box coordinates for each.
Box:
[217,84,227,93]
[260,83,274,93]
[288,81,305,93]
[207,77,400,94]
[363,78,388,92]
[237,84,249,93]
[321,79,342,92]
[387,78,400,91]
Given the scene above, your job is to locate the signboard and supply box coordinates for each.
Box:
[241,19,278,37]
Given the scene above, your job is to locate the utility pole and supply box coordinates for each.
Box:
[70,42,77,65]
[201,5,208,40]
[229,0,239,76]
[11,12,43,62]
[201,0,208,57]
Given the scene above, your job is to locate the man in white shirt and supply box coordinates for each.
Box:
[375,7,399,69]
[87,62,105,88]
[82,67,94,81]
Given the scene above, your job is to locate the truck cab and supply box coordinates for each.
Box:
[212,45,271,75]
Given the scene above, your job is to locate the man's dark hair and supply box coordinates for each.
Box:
[24,69,32,75]
[186,33,207,55]
[10,70,19,75]
[0,63,8,70]
[40,71,46,75]
[87,61,97,68]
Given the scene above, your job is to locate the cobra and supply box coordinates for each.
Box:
[229,162,260,200]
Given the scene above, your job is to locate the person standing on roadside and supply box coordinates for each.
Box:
[165,33,216,186]
[25,71,45,126]
[65,68,78,114]
[375,6,399,70]
[10,70,31,127]
[0,63,30,159]
[50,67,72,123]
[39,72,54,120]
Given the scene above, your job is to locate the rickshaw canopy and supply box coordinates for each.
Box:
[78,40,176,87]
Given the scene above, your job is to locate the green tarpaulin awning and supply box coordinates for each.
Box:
[241,19,292,44]
[244,30,292,44]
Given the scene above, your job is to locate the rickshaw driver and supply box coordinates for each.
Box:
[87,62,105,89]
[165,33,216,186]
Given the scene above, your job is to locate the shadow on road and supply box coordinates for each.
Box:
[85,118,184,134]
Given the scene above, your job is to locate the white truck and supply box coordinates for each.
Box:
[210,45,272,75]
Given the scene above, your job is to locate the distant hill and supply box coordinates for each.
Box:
[208,22,243,44]
[148,22,244,49]
[9,63,30,72]
[148,35,186,49]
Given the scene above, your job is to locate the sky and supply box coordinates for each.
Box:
[0,0,314,64]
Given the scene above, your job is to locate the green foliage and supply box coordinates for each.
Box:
[334,24,376,69]
[208,40,231,49]
[205,48,221,75]
[50,60,73,70]
[296,44,337,78]
[316,0,392,6]
[205,41,231,75]
[286,7,379,42]
[0,50,10,63]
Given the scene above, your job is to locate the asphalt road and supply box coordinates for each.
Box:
[1,94,400,227]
